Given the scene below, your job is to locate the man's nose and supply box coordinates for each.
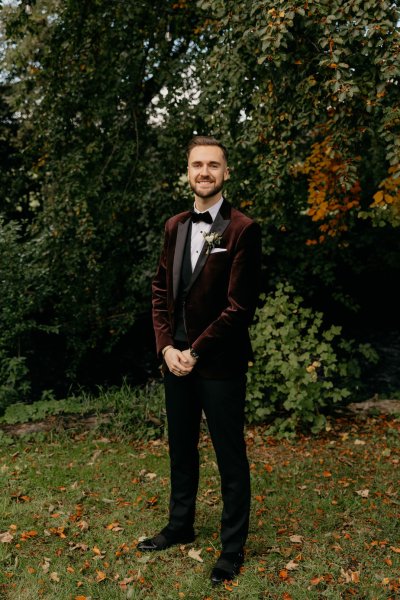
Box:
[200,165,210,177]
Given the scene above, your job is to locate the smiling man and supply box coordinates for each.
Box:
[139,136,262,586]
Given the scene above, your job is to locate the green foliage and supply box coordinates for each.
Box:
[0,394,87,425]
[0,0,201,387]
[0,0,398,404]
[195,0,400,303]
[0,219,57,412]
[101,380,166,440]
[0,380,166,440]
[246,283,378,435]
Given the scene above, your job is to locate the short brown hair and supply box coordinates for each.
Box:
[187,136,228,162]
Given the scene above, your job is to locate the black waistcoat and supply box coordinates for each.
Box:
[174,222,192,342]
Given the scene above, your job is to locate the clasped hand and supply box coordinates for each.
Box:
[164,348,197,377]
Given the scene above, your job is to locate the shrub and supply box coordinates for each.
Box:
[0,380,166,441]
[0,218,57,413]
[246,283,378,435]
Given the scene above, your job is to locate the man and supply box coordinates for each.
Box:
[138,136,262,586]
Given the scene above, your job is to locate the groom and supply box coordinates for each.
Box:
[138,136,262,585]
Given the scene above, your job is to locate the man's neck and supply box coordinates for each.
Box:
[194,194,223,212]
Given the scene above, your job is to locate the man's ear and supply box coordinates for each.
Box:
[224,167,230,181]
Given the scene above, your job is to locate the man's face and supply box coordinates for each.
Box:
[187,145,229,202]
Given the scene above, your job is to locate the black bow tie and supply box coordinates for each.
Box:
[190,210,213,224]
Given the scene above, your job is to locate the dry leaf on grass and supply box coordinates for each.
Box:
[0,531,14,543]
[188,548,203,563]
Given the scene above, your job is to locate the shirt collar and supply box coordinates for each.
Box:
[193,196,224,221]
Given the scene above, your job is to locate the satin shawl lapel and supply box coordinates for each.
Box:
[186,209,230,293]
[172,216,191,300]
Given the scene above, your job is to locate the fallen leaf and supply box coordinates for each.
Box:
[20,530,38,541]
[341,567,360,583]
[146,496,158,507]
[188,548,203,563]
[41,558,51,573]
[285,560,299,571]
[279,569,289,580]
[354,439,366,445]
[105,522,123,532]
[50,572,60,582]
[390,546,400,554]
[0,531,14,543]
[96,570,107,582]
[224,583,233,591]
[289,535,303,544]
[77,520,89,531]
[69,542,89,552]
[356,489,369,498]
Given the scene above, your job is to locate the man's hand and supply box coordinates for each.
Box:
[164,348,195,377]
[181,349,197,368]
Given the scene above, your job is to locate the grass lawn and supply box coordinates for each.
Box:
[1,414,400,599]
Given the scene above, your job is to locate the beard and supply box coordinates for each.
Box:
[189,179,225,199]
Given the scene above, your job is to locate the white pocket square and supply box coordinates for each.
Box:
[210,248,227,254]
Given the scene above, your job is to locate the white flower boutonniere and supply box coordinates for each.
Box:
[203,231,223,255]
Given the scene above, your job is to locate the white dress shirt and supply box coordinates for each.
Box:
[190,197,224,271]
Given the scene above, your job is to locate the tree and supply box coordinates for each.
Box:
[0,0,202,394]
[193,0,400,323]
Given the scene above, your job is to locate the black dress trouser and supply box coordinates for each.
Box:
[163,370,251,553]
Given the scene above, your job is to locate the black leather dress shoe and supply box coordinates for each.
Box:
[210,550,244,586]
[137,530,195,552]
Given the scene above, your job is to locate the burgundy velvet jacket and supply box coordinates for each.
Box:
[152,199,262,379]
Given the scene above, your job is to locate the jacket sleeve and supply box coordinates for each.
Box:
[151,221,175,358]
[191,221,262,356]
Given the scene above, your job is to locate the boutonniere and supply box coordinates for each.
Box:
[203,231,223,255]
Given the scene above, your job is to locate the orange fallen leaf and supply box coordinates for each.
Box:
[20,530,38,541]
[96,570,107,582]
[310,575,324,585]
[74,596,88,600]
[279,569,289,580]
[49,526,67,538]
[390,546,400,553]
[322,471,332,477]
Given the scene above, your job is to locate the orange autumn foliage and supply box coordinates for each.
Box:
[371,164,400,222]
[298,136,361,244]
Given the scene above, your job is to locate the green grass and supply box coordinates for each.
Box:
[1,415,400,599]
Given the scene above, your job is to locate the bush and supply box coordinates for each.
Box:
[246,283,378,435]
[0,218,57,413]
[0,380,166,440]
